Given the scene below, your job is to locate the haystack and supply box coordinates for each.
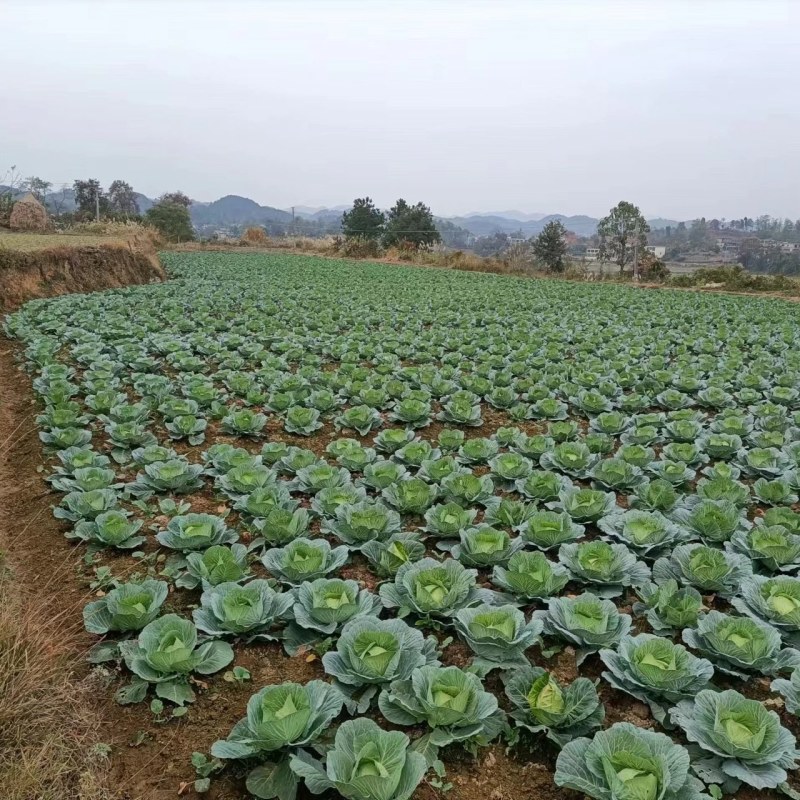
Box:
[9,193,50,232]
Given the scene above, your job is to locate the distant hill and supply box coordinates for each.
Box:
[291,207,346,223]
[448,213,600,237]
[465,210,548,222]
[290,205,348,220]
[189,195,292,228]
[647,217,682,230]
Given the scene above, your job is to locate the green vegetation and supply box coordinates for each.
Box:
[6,250,800,799]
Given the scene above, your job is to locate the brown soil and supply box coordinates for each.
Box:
[0,243,165,312]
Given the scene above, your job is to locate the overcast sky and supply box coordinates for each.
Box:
[2,0,798,220]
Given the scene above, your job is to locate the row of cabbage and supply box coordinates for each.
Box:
[6,252,800,800]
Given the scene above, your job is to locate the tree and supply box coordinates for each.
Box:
[532,219,569,272]
[73,179,108,218]
[689,217,709,250]
[473,232,510,257]
[24,176,51,204]
[597,201,649,274]
[145,200,194,242]
[0,165,23,225]
[157,190,192,208]
[49,185,71,218]
[382,199,441,249]
[107,179,139,216]
[341,197,385,241]
[436,218,472,249]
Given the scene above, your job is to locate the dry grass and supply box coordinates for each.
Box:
[240,226,271,246]
[0,221,164,253]
[0,230,128,252]
[9,196,50,232]
[0,563,111,800]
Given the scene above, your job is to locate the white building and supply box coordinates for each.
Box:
[585,247,600,261]
[645,245,666,258]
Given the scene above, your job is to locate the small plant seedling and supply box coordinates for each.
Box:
[130,499,152,514]
[223,666,251,684]
[158,497,191,516]
[89,565,115,590]
[129,730,151,747]
[428,760,453,793]
[191,752,223,793]
[436,635,454,657]
[150,698,188,722]
[90,742,113,760]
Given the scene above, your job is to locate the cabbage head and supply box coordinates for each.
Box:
[491,551,570,601]
[534,593,632,664]
[519,510,584,551]
[450,526,524,568]
[290,717,426,800]
[632,580,703,633]
[555,722,708,800]
[361,533,426,578]
[212,681,345,800]
[84,579,168,634]
[156,513,237,551]
[213,681,343,758]
[653,543,752,597]
[600,633,714,725]
[558,541,650,598]
[322,617,439,713]
[730,525,800,573]
[505,665,604,746]
[732,575,800,645]
[683,610,800,678]
[671,688,800,791]
[597,510,687,559]
[324,501,401,549]
[175,543,251,590]
[283,578,382,656]
[118,614,234,706]
[378,665,505,750]
[193,580,294,641]
[262,538,349,586]
[555,487,617,523]
[379,557,494,622]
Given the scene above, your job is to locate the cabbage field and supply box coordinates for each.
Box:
[6,250,800,800]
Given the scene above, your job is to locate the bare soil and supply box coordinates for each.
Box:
[0,242,164,312]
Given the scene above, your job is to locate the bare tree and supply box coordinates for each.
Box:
[24,176,52,204]
[1,165,24,224]
[49,185,71,218]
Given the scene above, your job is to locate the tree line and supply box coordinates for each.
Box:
[70,179,194,242]
[340,196,655,275]
[0,166,195,242]
[340,198,441,249]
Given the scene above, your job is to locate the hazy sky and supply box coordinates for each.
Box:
[2,0,799,219]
